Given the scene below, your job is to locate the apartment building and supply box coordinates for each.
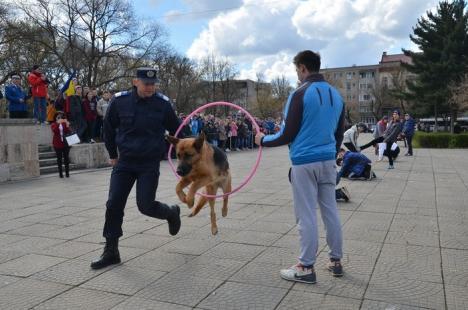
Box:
[320,52,413,126]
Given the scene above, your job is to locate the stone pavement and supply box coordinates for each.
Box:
[0,140,467,309]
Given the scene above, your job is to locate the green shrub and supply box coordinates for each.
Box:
[414,132,468,148]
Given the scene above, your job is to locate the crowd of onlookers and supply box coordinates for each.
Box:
[177,113,281,151]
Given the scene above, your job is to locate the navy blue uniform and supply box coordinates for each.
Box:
[103,87,180,238]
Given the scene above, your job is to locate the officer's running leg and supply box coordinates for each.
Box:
[136,167,181,235]
[103,166,136,239]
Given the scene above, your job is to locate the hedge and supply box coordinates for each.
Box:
[413,132,468,148]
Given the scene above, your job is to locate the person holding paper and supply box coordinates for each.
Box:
[51,111,71,178]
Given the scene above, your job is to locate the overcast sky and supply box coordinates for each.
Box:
[135,0,439,82]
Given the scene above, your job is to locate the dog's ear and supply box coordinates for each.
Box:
[166,135,179,146]
[193,132,205,152]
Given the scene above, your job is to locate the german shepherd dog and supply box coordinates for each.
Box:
[166,132,232,235]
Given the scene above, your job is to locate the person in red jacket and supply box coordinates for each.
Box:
[51,111,71,178]
[27,65,49,124]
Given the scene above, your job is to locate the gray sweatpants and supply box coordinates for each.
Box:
[291,160,343,266]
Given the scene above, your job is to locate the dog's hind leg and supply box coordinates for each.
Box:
[221,177,231,218]
[206,185,218,235]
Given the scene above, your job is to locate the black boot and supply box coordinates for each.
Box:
[90,238,121,269]
[167,205,181,236]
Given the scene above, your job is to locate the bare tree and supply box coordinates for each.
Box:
[254,73,280,118]
[198,54,240,115]
[271,75,292,102]
[15,0,166,87]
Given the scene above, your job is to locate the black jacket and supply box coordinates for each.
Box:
[104,88,180,163]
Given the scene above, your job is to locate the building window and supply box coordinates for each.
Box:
[346,72,352,80]
[346,82,351,90]
[382,77,388,87]
[359,83,366,90]
[359,94,372,102]
[364,94,371,100]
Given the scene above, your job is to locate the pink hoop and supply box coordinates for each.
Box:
[168,102,263,199]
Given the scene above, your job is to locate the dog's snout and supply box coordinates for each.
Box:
[177,163,192,177]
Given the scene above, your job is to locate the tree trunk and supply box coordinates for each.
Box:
[434,104,438,132]
[450,109,457,134]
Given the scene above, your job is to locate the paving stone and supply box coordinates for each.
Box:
[159,237,220,255]
[169,256,245,281]
[33,241,102,259]
[129,249,195,272]
[111,297,192,310]
[277,290,361,310]
[365,275,445,309]
[442,248,468,287]
[81,265,166,295]
[446,284,468,310]
[361,299,434,309]
[386,230,440,247]
[375,244,442,283]
[254,247,298,265]
[119,233,173,249]
[198,281,288,310]
[0,250,23,264]
[136,274,222,307]
[2,236,64,253]
[229,261,293,289]
[33,287,126,310]
[0,234,27,246]
[224,230,282,246]
[0,278,70,310]
[31,258,110,286]
[0,274,21,289]
[0,253,65,277]
[202,242,265,261]
[245,220,295,234]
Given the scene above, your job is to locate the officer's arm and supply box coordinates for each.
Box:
[103,98,119,159]
[164,102,182,137]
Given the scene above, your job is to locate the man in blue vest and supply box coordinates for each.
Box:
[5,75,28,119]
[255,50,345,284]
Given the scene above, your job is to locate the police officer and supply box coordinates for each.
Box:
[91,67,182,269]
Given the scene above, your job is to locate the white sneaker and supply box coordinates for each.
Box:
[280,263,316,284]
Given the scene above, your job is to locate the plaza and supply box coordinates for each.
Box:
[0,142,467,309]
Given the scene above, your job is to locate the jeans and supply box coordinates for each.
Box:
[33,97,47,123]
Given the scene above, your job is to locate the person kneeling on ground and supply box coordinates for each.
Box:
[336,148,376,182]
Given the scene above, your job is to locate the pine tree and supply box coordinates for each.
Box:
[403,0,468,132]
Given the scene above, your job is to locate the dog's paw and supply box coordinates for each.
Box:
[211,226,218,235]
[222,207,228,217]
[188,212,194,217]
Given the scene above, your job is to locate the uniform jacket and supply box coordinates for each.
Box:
[403,117,415,136]
[339,151,371,178]
[104,88,180,162]
[383,120,402,144]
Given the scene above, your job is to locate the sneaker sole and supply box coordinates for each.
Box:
[280,274,316,284]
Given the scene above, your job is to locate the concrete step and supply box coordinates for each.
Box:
[38,145,53,153]
[39,151,56,160]
[39,158,57,167]
[39,163,87,175]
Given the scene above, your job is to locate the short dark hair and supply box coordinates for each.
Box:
[293,50,321,72]
[32,65,39,70]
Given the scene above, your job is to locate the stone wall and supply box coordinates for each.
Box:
[69,143,110,169]
[0,119,40,182]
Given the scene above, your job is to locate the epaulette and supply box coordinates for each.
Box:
[156,92,170,101]
[114,91,130,98]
